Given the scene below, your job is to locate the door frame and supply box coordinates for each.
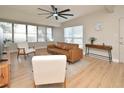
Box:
[119,17,124,63]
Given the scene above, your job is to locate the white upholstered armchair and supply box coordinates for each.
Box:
[17,42,35,58]
[32,55,67,88]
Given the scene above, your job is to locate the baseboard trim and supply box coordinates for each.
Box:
[112,59,119,63]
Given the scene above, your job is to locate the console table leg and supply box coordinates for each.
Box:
[87,48,89,55]
[85,47,87,56]
[108,50,112,63]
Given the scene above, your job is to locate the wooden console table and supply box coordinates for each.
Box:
[85,44,112,63]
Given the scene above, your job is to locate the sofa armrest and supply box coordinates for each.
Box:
[47,44,56,48]
[68,48,83,63]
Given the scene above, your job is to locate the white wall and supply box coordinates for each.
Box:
[61,6,124,62]
[53,27,64,42]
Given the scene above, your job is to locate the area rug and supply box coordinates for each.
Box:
[66,59,89,80]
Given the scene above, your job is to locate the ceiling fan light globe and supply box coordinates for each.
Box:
[53,14,58,17]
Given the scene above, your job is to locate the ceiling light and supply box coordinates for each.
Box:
[53,13,58,17]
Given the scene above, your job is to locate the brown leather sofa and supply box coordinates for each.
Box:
[47,42,83,63]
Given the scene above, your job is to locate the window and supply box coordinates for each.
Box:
[46,27,53,41]
[64,26,83,48]
[27,25,37,42]
[0,21,54,43]
[37,27,53,42]
[0,22,12,42]
[14,24,26,42]
[38,26,46,42]
[64,27,73,43]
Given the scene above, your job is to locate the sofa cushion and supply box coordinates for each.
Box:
[64,45,72,50]
[48,48,70,59]
[57,42,78,50]
[48,48,67,54]
[55,44,66,50]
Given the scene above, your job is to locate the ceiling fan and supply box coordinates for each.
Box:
[37,5,74,20]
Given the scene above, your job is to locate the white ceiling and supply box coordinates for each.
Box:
[0,5,104,27]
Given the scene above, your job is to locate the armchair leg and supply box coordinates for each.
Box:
[17,54,19,59]
[64,77,66,88]
[24,55,27,59]
[34,52,36,56]
[17,50,19,59]
[33,80,36,88]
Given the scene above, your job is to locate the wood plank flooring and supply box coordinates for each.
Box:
[9,49,124,88]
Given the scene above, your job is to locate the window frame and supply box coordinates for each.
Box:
[14,23,27,43]
[0,22,13,42]
[0,20,54,43]
[37,26,46,42]
[46,27,53,42]
[64,25,83,49]
[27,25,37,42]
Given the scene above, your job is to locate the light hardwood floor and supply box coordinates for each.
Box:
[9,49,124,88]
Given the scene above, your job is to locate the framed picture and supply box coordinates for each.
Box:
[95,21,103,31]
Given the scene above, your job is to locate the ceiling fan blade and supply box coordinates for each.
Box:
[60,14,74,16]
[38,13,50,15]
[55,16,58,20]
[51,5,55,11]
[46,15,53,18]
[59,15,68,19]
[38,8,52,13]
[55,8,58,13]
[59,9,70,13]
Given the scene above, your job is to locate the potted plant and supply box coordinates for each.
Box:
[3,39,11,44]
[89,37,97,44]
[3,39,11,51]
